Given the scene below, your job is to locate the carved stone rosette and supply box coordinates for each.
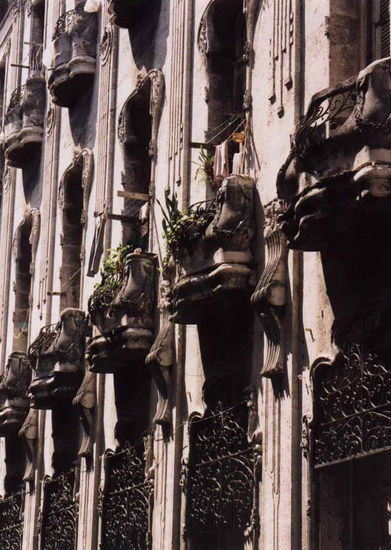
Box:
[28,309,86,409]
[171,175,255,324]
[88,252,157,373]
[251,199,288,378]
[4,78,45,168]
[48,8,98,107]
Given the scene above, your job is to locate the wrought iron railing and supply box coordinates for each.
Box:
[4,86,25,123]
[100,442,153,550]
[0,490,25,550]
[185,403,258,542]
[52,7,84,40]
[40,468,79,550]
[313,344,391,468]
[28,322,59,370]
[294,77,357,160]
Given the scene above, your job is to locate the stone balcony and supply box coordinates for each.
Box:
[278,56,391,364]
[0,352,31,437]
[108,0,147,28]
[3,78,45,168]
[88,252,157,373]
[278,56,391,251]
[48,7,98,107]
[169,174,255,324]
[28,309,86,409]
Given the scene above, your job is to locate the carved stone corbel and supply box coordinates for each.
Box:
[251,199,288,377]
[145,278,174,429]
[72,366,96,464]
[18,408,38,487]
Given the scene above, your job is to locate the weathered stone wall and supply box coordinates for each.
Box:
[0,1,379,550]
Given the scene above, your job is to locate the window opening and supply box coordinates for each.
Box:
[60,161,84,310]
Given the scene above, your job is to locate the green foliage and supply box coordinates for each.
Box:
[193,146,214,187]
[89,244,134,313]
[157,188,216,270]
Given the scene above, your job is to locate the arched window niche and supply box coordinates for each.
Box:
[58,148,93,310]
[12,209,40,353]
[197,0,259,180]
[118,70,164,250]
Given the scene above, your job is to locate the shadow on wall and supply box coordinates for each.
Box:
[68,84,97,149]
[128,0,167,71]
[22,154,43,209]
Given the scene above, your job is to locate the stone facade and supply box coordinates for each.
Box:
[0,1,390,550]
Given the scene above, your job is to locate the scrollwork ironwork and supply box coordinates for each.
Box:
[101,442,153,550]
[0,491,24,550]
[294,78,356,161]
[186,403,259,542]
[313,344,391,468]
[52,7,84,39]
[40,469,79,550]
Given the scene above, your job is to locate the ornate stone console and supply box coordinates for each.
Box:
[0,353,33,496]
[0,352,31,437]
[170,175,255,324]
[108,0,149,28]
[279,56,391,250]
[28,309,86,409]
[3,78,45,168]
[88,252,157,373]
[48,7,98,107]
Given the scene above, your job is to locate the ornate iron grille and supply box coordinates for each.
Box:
[0,490,24,550]
[52,7,84,39]
[313,344,391,468]
[40,468,79,550]
[4,86,25,123]
[294,77,356,160]
[100,442,153,550]
[185,403,258,542]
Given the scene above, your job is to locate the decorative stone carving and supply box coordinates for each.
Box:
[88,252,157,373]
[58,148,94,226]
[28,309,86,409]
[251,199,288,377]
[4,78,45,168]
[18,408,38,485]
[99,25,113,66]
[48,7,98,107]
[278,58,391,214]
[72,366,95,463]
[107,0,149,28]
[145,278,174,428]
[0,352,31,436]
[118,70,164,159]
[170,175,255,324]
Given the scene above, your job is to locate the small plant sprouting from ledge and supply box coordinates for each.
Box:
[157,188,216,270]
[88,244,134,313]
